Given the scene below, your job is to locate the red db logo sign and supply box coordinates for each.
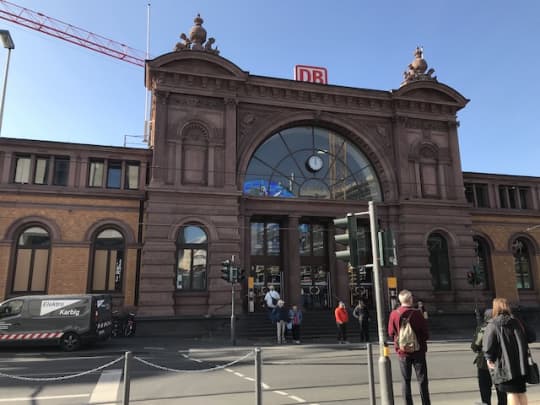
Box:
[294,65,328,84]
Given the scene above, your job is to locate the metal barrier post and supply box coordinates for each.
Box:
[123,351,132,405]
[255,347,262,405]
[367,343,376,405]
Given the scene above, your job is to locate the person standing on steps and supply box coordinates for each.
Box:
[335,301,349,344]
[272,300,289,344]
[289,304,303,344]
[353,300,370,342]
[264,285,280,321]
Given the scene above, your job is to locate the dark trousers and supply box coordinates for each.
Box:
[478,367,507,405]
[398,355,431,405]
[359,320,369,342]
[292,324,301,341]
[337,323,347,342]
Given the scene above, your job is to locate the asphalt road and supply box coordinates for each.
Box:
[1,339,540,404]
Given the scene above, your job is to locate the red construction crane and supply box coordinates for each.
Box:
[0,0,147,67]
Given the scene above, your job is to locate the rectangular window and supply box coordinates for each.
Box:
[499,186,508,208]
[34,157,49,185]
[519,188,529,209]
[52,157,70,186]
[499,185,529,209]
[465,183,489,208]
[106,161,122,189]
[125,163,140,190]
[464,183,474,204]
[89,161,104,187]
[14,156,31,184]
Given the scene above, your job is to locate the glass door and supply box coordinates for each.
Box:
[252,265,282,312]
[300,265,331,309]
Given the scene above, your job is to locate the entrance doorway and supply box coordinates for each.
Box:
[252,265,282,312]
[300,265,331,309]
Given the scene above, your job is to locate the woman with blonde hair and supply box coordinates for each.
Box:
[483,298,529,405]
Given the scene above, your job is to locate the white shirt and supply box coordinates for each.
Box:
[264,290,280,308]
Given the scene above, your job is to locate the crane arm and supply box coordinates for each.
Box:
[0,0,147,67]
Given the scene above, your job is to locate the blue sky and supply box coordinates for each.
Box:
[1,0,538,176]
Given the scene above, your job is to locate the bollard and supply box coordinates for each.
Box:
[367,343,376,405]
[123,351,132,405]
[255,347,262,405]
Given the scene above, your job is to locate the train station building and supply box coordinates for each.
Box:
[1,16,539,321]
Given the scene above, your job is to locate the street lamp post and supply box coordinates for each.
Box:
[0,29,15,137]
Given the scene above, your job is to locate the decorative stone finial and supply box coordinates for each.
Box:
[174,14,219,55]
[401,46,436,86]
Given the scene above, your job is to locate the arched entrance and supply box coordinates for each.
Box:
[243,125,382,311]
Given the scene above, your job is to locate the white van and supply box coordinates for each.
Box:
[0,294,112,351]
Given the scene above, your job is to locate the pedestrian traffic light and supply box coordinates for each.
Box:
[334,213,359,270]
[236,268,246,282]
[221,260,231,282]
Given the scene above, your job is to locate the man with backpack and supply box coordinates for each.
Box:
[388,289,431,405]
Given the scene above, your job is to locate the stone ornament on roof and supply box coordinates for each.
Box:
[174,14,219,55]
[401,46,437,86]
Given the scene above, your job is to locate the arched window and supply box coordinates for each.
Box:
[512,238,533,290]
[473,237,490,289]
[176,225,207,291]
[243,126,382,201]
[91,228,124,292]
[12,226,50,293]
[427,233,451,290]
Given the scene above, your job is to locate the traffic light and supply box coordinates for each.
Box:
[334,213,359,270]
[467,265,484,287]
[221,260,231,282]
[236,268,246,282]
[379,229,398,267]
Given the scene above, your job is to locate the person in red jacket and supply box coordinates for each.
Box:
[334,301,349,344]
[388,289,431,405]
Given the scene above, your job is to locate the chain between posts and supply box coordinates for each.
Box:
[0,355,124,382]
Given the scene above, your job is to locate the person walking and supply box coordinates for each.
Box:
[388,289,431,405]
[272,299,288,344]
[483,298,529,405]
[264,285,280,320]
[353,300,370,342]
[335,301,349,344]
[289,304,303,344]
[471,308,507,405]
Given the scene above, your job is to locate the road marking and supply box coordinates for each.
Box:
[89,369,122,404]
[244,376,255,381]
[143,346,165,350]
[0,394,89,402]
[225,368,234,373]
[234,372,245,377]
[289,395,307,403]
[274,390,288,396]
[262,383,270,389]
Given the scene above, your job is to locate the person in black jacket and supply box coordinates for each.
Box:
[483,298,529,405]
[353,300,370,342]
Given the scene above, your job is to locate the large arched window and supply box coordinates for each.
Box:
[428,233,451,290]
[512,237,533,290]
[243,126,382,201]
[12,226,50,293]
[91,228,124,292]
[473,237,490,289]
[176,225,207,291]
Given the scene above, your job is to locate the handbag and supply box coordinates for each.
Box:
[526,348,540,384]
